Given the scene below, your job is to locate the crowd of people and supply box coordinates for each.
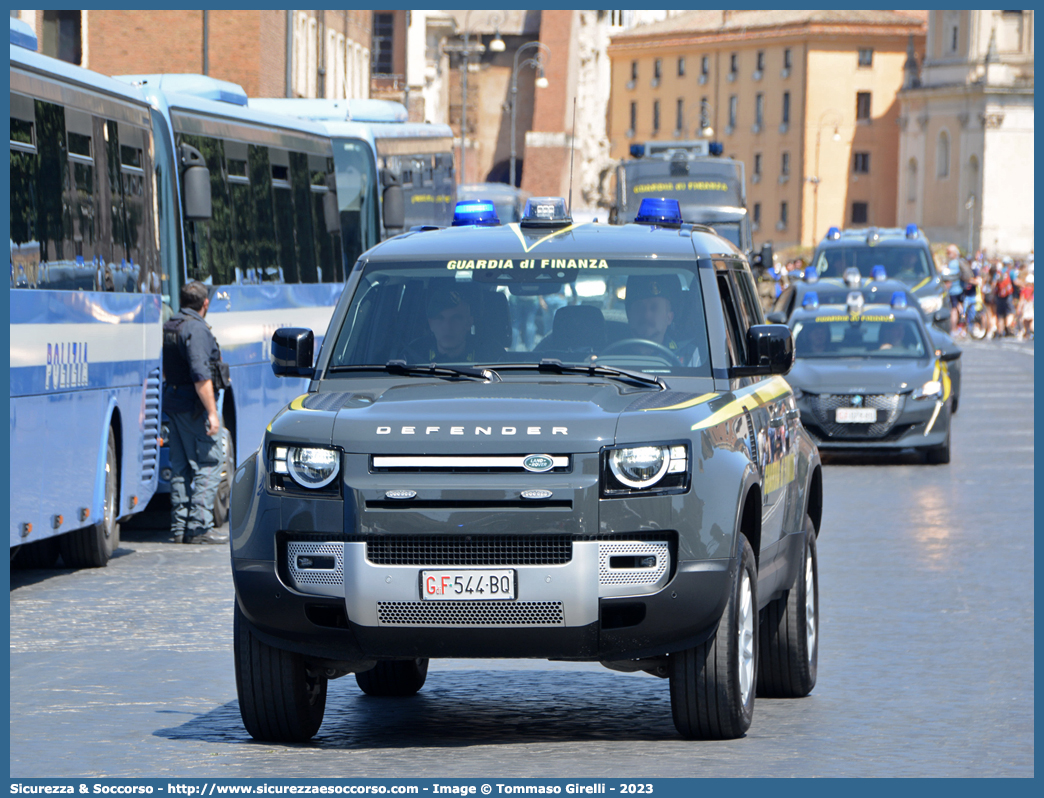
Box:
[945,246,1034,341]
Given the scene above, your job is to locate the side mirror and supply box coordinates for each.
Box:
[933,307,949,324]
[765,310,788,325]
[272,327,314,378]
[382,184,405,231]
[731,324,794,377]
[182,165,212,221]
[939,348,962,362]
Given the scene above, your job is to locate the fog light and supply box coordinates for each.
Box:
[297,555,336,570]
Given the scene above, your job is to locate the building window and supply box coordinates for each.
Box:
[728,95,738,129]
[907,158,918,202]
[856,91,871,121]
[729,53,738,75]
[853,152,870,174]
[783,48,792,70]
[852,202,869,224]
[41,10,82,65]
[779,202,788,228]
[654,59,662,80]
[653,100,660,133]
[781,151,790,176]
[372,12,394,75]
[754,94,764,128]
[858,48,874,67]
[951,25,959,52]
[753,153,762,176]
[677,57,686,77]
[629,101,636,133]
[753,202,762,225]
[937,131,950,178]
[701,56,710,77]
[782,91,791,124]
[631,60,638,81]
[676,98,684,132]
[756,51,765,72]
[699,95,710,130]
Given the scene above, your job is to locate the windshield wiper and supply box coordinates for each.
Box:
[495,358,665,389]
[383,360,500,382]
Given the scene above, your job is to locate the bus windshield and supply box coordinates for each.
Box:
[327,258,712,378]
[333,137,380,265]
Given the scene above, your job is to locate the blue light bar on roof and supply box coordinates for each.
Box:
[871,264,887,281]
[451,200,500,227]
[629,144,646,158]
[905,223,918,238]
[709,141,724,156]
[804,266,818,283]
[10,17,37,50]
[826,226,841,240]
[802,292,819,309]
[890,291,908,309]
[634,198,683,226]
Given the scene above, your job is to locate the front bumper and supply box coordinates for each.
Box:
[798,393,950,450]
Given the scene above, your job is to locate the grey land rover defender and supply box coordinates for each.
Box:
[230,197,823,742]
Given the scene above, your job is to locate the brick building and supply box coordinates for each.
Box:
[608,10,927,249]
[11,9,372,100]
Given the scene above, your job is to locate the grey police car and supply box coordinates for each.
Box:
[230,197,824,742]
[786,292,957,463]
[768,273,962,413]
[810,225,951,331]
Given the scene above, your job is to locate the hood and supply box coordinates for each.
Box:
[788,357,933,395]
[268,379,646,454]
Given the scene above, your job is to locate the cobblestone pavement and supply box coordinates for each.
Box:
[10,342,1033,778]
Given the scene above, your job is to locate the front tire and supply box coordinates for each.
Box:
[234,603,327,742]
[757,516,818,698]
[669,536,758,739]
[59,428,119,568]
[355,659,429,697]
[926,432,951,465]
[212,427,234,528]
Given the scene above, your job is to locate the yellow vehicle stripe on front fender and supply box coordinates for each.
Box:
[691,376,791,430]
[641,392,719,412]
[289,394,310,411]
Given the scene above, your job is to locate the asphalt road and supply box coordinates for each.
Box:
[10,340,1033,778]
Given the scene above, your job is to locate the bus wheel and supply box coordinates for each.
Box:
[13,537,61,569]
[212,427,234,529]
[60,428,119,568]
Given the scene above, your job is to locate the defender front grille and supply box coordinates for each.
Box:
[371,455,571,473]
[366,535,573,566]
[807,393,905,438]
[377,600,564,627]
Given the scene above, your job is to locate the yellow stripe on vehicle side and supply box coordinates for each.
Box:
[911,277,931,291]
[289,394,310,411]
[691,376,791,430]
[641,392,719,412]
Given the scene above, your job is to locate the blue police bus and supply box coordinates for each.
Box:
[248,98,456,237]
[115,75,389,523]
[9,23,164,566]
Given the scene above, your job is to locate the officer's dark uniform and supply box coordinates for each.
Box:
[624,275,697,365]
[400,288,498,363]
[162,307,224,542]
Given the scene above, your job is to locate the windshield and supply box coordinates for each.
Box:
[812,246,933,285]
[333,138,380,266]
[621,159,744,219]
[705,220,741,248]
[327,258,712,377]
[793,316,928,359]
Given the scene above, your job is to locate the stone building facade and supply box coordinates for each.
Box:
[607,10,927,249]
[897,10,1034,257]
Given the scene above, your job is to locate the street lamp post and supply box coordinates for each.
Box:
[509,41,551,188]
[451,12,504,186]
[807,109,842,245]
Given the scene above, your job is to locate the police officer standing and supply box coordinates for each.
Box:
[163,281,229,544]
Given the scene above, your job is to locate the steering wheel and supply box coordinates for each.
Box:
[600,338,680,364]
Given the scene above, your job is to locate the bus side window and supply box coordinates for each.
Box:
[34,99,69,289]
[309,153,341,283]
[271,148,295,284]
[290,151,318,283]
[118,122,151,293]
[225,139,257,286]
[249,144,279,285]
[10,93,40,290]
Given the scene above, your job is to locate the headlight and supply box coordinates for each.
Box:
[912,380,942,400]
[918,295,944,315]
[272,445,340,489]
[605,443,688,494]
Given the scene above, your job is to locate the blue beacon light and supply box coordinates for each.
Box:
[634,198,683,226]
[804,266,818,283]
[871,264,887,281]
[451,200,500,227]
[905,223,918,238]
[802,292,819,309]
[826,226,841,240]
[890,291,908,309]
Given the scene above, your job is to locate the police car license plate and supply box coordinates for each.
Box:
[835,407,877,423]
[421,570,516,600]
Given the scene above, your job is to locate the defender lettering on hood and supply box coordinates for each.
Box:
[376,425,568,436]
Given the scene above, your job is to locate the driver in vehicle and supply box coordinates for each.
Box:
[622,275,692,364]
[401,288,490,363]
[877,321,908,351]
